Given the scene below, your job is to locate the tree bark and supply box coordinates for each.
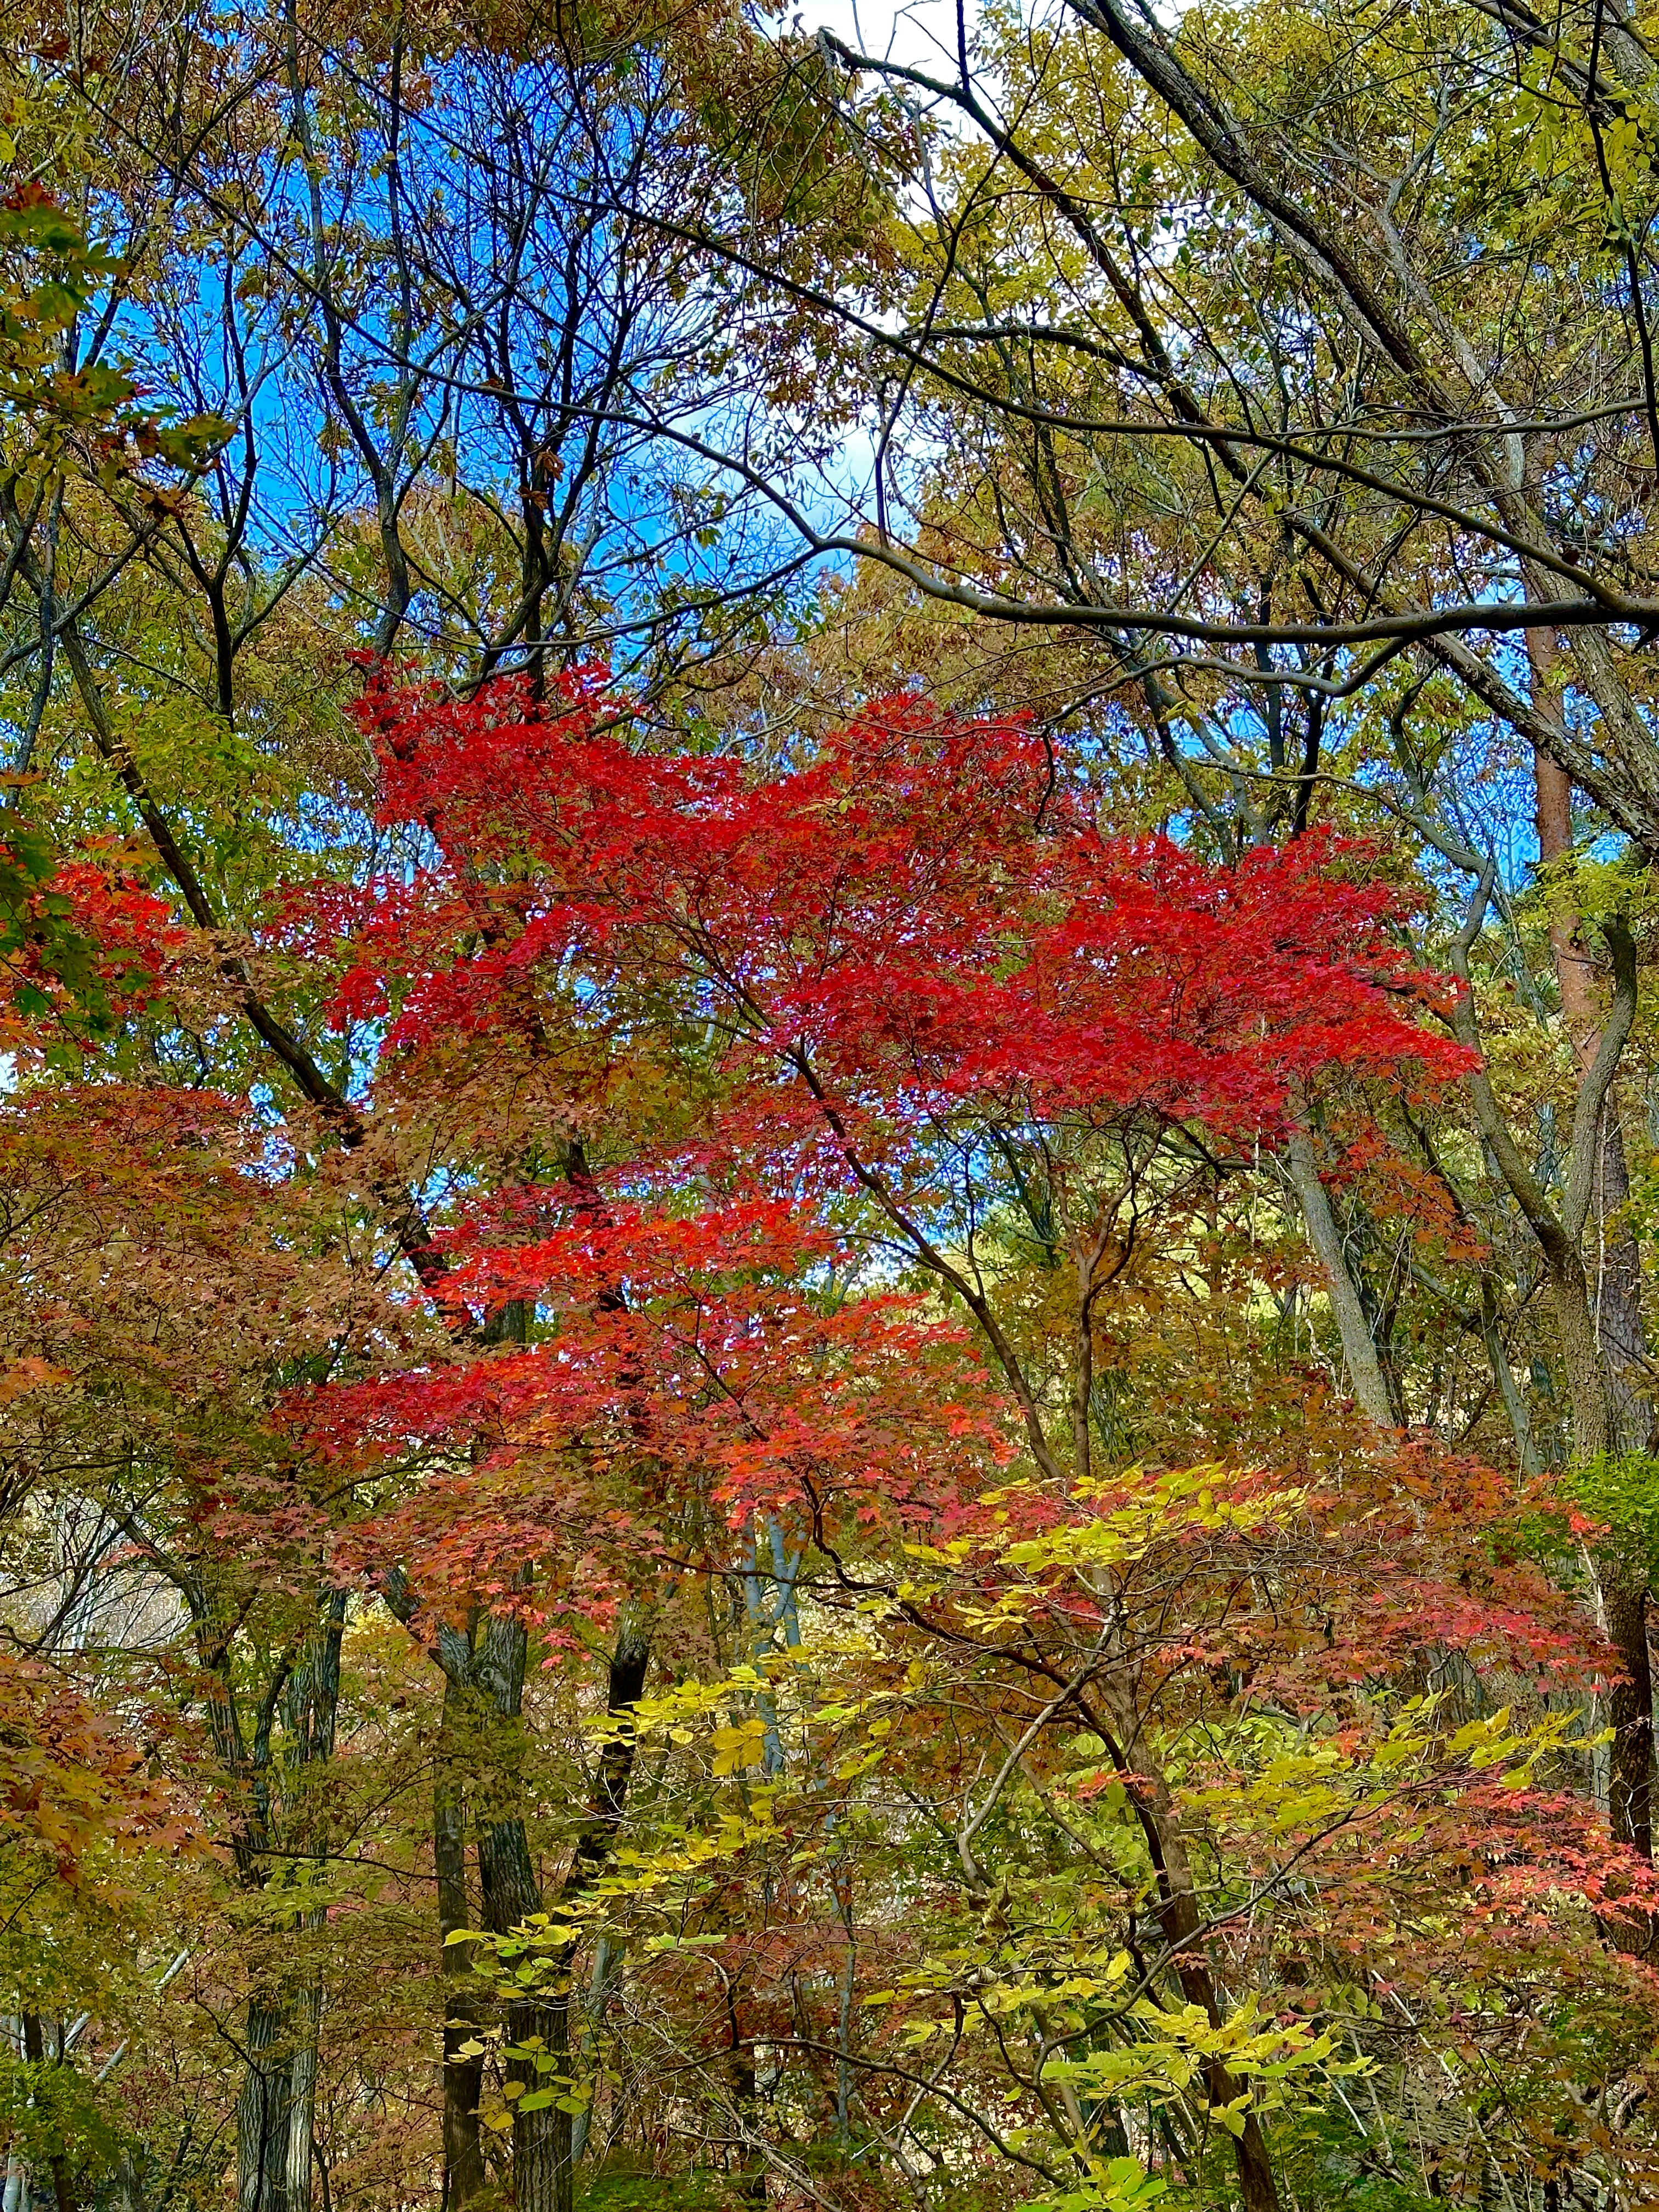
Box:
[232,1595,344,2212]
[1089,1682,1282,2212]
[471,1604,566,2212]
[1529,657,1655,1860]
[1281,1105,1397,1428]
[1533,674,1651,1451]
[1604,1570,1654,1860]
[437,1671,487,2212]
[479,1612,654,2212]
[235,1991,318,2212]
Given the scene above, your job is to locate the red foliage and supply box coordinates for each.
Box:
[319,675,1468,1144]
[1,832,183,1048]
[269,676,1487,1640]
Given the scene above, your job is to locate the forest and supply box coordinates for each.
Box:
[9,0,1659,2205]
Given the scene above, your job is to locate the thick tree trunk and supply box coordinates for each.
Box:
[1537,730,1651,1446]
[479,1793,566,2212]
[235,1990,317,2212]
[1604,1569,1654,1860]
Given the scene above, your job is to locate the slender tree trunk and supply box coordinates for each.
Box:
[433,1293,654,2212]
[1281,1101,1397,1427]
[472,1604,566,2212]
[559,1616,652,2193]
[235,1595,345,2212]
[1092,1679,1282,2212]
[471,1609,657,2212]
[437,1672,487,2212]
[1147,1834,1279,2211]
[724,2003,769,2205]
[396,1577,562,2212]
[1534,1167,1656,1857]
[1531,666,1656,1859]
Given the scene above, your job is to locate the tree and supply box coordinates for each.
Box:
[639,0,1659,831]
[247,670,1653,2210]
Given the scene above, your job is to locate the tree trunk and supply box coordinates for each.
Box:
[1147,1833,1279,2212]
[235,1991,317,2212]
[1094,1680,1282,2212]
[1536,723,1651,1447]
[437,1673,487,2212]
[479,1613,656,2212]
[724,2006,769,2206]
[479,1799,566,2212]
[561,1617,652,2191]
[470,1610,658,2212]
[234,1594,345,2212]
[1536,1215,1658,1856]
[472,1605,566,2212]
[1281,1103,1397,1427]
[420,1272,651,2212]
[1604,1567,1654,1860]
[1531,692,1656,1858]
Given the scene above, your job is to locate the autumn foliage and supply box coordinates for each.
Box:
[4,676,1657,2212]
